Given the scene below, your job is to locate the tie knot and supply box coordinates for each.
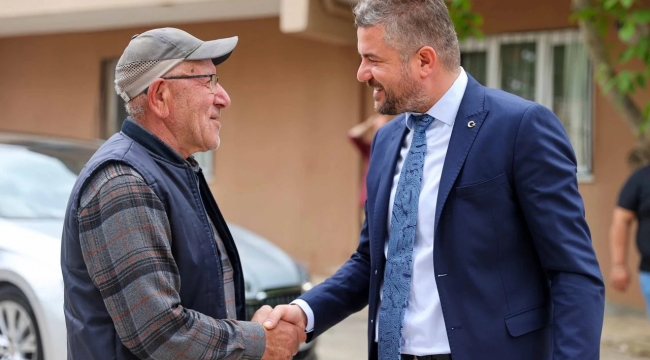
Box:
[411,114,434,133]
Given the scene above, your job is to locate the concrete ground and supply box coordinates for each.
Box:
[601,306,650,359]
[314,303,650,360]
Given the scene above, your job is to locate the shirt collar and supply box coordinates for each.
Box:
[405,67,468,130]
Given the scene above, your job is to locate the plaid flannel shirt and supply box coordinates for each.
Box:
[77,162,265,360]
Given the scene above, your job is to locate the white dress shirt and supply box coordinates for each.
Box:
[294,69,468,356]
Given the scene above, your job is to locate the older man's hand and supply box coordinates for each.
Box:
[252,305,307,359]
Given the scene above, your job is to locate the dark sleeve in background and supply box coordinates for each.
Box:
[618,166,650,270]
[617,169,643,212]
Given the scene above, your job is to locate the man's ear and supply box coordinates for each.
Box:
[415,46,437,78]
[147,79,170,118]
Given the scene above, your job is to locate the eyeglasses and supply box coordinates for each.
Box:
[162,74,219,93]
[142,74,219,95]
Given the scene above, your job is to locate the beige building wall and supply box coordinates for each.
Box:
[0,17,364,275]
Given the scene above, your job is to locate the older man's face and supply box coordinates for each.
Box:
[166,60,231,155]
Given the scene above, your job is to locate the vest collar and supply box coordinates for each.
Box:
[121,118,191,166]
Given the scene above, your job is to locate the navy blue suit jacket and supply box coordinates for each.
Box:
[300,75,605,360]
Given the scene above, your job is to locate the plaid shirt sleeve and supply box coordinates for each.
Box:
[77,163,266,360]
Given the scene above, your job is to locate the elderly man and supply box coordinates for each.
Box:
[61,28,304,360]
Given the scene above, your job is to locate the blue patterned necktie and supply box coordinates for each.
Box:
[378,114,434,360]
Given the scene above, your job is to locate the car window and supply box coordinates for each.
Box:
[0,145,83,219]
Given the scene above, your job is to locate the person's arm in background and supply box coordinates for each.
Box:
[348,114,393,154]
[609,168,642,292]
[348,115,378,144]
[609,207,636,291]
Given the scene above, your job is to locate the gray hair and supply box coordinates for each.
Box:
[122,60,195,122]
[124,94,147,121]
[354,0,460,70]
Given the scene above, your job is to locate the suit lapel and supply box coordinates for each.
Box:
[370,75,490,251]
[373,115,408,259]
[434,76,489,231]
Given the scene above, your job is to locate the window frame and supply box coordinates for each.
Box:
[102,58,121,139]
[460,29,594,182]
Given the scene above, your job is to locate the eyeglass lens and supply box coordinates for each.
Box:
[210,75,219,93]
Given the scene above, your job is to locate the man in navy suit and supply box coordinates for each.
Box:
[264,0,605,359]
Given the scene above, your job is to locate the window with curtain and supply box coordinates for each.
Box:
[500,43,536,101]
[460,51,487,85]
[553,44,592,177]
[459,30,593,179]
[102,59,215,181]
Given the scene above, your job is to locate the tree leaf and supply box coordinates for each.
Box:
[572,7,599,21]
[619,21,637,42]
[619,47,637,63]
[448,0,483,40]
[617,71,636,94]
[639,37,650,62]
[603,77,617,93]
[637,74,647,88]
[621,0,636,9]
[631,10,650,23]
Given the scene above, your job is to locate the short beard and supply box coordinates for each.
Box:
[371,65,428,115]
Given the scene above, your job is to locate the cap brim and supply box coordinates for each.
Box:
[186,36,238,65]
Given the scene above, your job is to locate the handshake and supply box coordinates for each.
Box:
[251,304,308,360]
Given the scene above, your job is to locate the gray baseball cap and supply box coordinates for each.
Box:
[115,27,238,102]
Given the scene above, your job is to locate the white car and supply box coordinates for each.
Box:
[0,132,316,360]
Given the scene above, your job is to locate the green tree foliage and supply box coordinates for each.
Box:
[572,0,650,164]
[447,0,484,39]
[447,0,650,165]
[575,1,649,120]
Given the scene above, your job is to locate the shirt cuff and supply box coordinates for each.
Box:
[290,299,315,333]
[240,321,266,359]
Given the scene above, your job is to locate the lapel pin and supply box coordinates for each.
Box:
[467,121,476,128]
